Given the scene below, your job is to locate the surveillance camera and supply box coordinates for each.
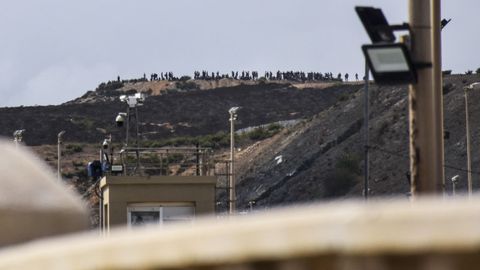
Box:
[451,175,460,183]
[229,106,241,114]
[102,139,109,150]
[115,113,125,127]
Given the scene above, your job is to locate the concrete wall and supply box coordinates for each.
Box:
[4,197,480,270]
[100,176,216,230]
[0,141,88,247]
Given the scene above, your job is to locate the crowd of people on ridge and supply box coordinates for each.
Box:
[142,70,360,83]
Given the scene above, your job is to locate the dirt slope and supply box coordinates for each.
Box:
[232,74,480,210]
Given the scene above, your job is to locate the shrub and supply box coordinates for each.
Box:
[66,144,83,153]
[180,76,191,82]
[96,81,124,92]
[244,124,283,141]
[124,89,137,95]
[246,127,269,140]
[324,153,360,197]
[338,93,349,101]
[198,131,230,148]
[465,70,473,75]
[176,81,198,91]
[476,68,480,74]
[442,70,452,75]
[443,82,455,95]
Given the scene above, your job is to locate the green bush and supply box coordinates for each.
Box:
[142,123,282,150]
[176,80,198,91]
[338,93,349,101]
[324,153,360,197]
[96,81,124,92]
[244,124,283,141]
[476,68,480,74]
[65,144,83,153]
[180,76,191,82]
[335,153,361,174]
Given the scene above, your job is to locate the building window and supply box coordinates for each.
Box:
[127,204,194,227]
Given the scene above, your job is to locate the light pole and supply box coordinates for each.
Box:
[57,131,66,181]
[118,93,145,148]
[451,175,459,197]
[13,129,25,149]
[248,201,255,212]
[464,82,480,197]
[408,0,444,197]
[363,61,370,200]
[228,106,240,215]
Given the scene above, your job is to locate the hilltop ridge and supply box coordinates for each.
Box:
[2,74,480,217]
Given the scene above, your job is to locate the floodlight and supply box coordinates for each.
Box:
[355,6,395,43]
[120,93,146,108]
[115,112,127,127]
[13,129,25,139]
[57,130,66,144]
[134,92,145,101]
[362,43,417,84]
[229,107,240,115]
[102,138,110,149]
[441,18,451,30]
[467,82,480,90]
[451,175,460,183]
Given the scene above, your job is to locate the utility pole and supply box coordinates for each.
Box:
[57,131,66,181]
[228,107,240,215]
[464,89,473,196]
[363,61,370,200]
[408,0,445,197]
[229,114,235,214]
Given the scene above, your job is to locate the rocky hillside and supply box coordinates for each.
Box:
[232,74,480,210]
[3,74,480,217]
[0,81,357,146]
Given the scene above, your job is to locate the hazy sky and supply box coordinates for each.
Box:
[0,1,478,107]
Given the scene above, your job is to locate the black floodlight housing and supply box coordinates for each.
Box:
[362,43,417,84]
[441,18,451,30]
[355,6,396,43]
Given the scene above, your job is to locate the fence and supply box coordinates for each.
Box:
[114,147,215,176]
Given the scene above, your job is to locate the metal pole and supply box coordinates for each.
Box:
[464,89,473,196]
[126,107,130,147]
[408,0,444,197]
[57,131,65,182]
[452,180,457,197]
[363,61,370,200]
[196,143,200,176]
[135,106,140,148]
[431,0,445,195]
[229,114,235,214]
[58,140,61,181]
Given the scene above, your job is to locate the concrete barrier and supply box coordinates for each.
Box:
[0,196,480,269]
[0,141,88,247]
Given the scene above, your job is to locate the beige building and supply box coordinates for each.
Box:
[100,175,217,231]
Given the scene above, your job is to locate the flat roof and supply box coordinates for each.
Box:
[100,175,217,188]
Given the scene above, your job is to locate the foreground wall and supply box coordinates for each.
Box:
[0,141,88,247]
[1,196,480,269]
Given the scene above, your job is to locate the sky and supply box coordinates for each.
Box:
[0,0,478,107]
